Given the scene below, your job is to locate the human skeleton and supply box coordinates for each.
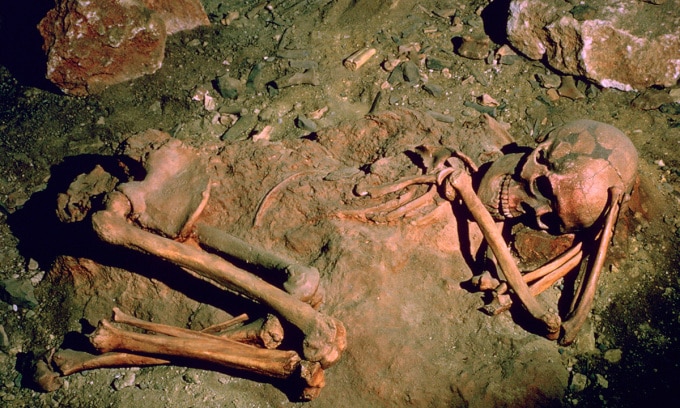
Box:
[34,111,638,399]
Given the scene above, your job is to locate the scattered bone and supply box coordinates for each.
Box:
[479,94,500,107]
[53,349,170,376]
[271,69,320,88]
[343,48,377,71]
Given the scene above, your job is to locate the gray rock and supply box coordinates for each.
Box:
[0,279,39,309]
[506,0,680,90]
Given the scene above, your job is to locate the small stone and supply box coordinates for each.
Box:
[0,279,39,309]
[596,374,609,389]
[112,372,136,390]
[546,88,560,101]
[215,75,241,100]
[558,76,585,100]
[570,372,589,392]
[401,60,421,84]
[631,89,673,110]
[669,88,680,101]
[660,102,680,115]
[454,34,491,60]
[27,259,39,271]
[182,371,201,384]
[422,83,443,98]
[536,73,562,89]
[425,57,446,71]
[603,348,623,363]
[295,114,317,132]
[0,325,9,352]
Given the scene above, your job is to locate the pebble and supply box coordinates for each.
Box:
[455,34,491,60]
[603,348,623,363]
[215,74,241,100]
[0,325,9,352]
[112,372,136,390]
[295,114,317,132]
[558,76,585,100]
[0,279,39,309]
[422,83,443,98]
[570,372,589,392]
[596,374,609,389]
[28,258,39,271]
[536,73,561,89]
[425,57,447,71]
[631,89,673,110]
[401,60,421,84]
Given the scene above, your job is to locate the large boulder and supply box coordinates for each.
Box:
[38,0,210,96]
[506,0,680,91]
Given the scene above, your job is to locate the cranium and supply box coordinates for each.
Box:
[478,120,638,233]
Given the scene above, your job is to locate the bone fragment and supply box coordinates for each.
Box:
[299,360,326,401]
[92,192,346,368]
[272,69,319,88]
[32,358,64,392]
[560,188,623,345]
[217,314,284,349]
[90,320,301,378]
[343,48,377,71]
[195,223,324,307]
[200,313,249,333]
[444,165,561,338]
[471,271,501,291]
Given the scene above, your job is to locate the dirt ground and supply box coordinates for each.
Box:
[0,1,679,407]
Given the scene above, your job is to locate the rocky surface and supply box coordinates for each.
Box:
[507,0,680,91]
[37,0,210,96]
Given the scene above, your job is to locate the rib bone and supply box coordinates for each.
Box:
[92,192,346,368]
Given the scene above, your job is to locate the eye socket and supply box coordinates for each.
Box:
[534,175,554,200]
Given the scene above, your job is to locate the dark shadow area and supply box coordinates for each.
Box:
[480,0,512,44]
[0,1,59,91]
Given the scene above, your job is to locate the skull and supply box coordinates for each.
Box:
[477,120,638,233]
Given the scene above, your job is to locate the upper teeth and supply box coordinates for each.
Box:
[499,174,515,219]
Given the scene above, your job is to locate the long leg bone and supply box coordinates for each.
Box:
[92,192,346,368]
[194,223,324,307]
[560,187,623,345]
[90,319,301,378]
[53,349,170,375]
[442,164,561,338]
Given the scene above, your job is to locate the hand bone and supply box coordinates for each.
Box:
[442,163,562,338]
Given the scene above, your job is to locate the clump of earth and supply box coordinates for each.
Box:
[0,1,679,407]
